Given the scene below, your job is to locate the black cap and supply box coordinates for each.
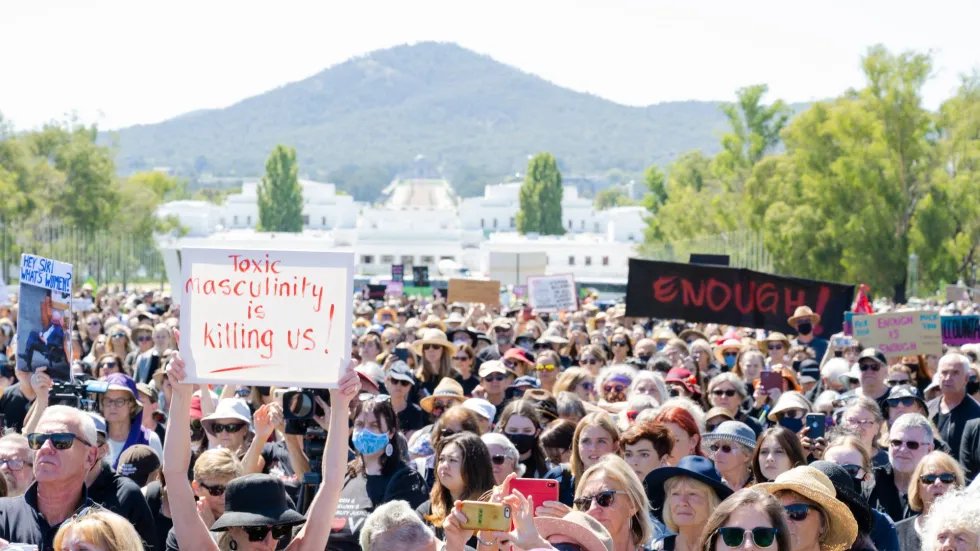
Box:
[858,348,887,366]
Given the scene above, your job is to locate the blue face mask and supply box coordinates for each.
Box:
[724,355,737,369]
[352,429,390,456]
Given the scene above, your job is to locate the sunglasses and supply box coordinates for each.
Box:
[858,362,881,372]
[211,422,246,434]
[767,344,784,351]
[572,489,623,510]
[243,524,292,542]
[780,409,805,420]
[440,429,457,438]
[197,481,226,496]
[111,332,126,339]
[452,355,471,362]
[388,379,412,387]
[423,344,443,351]
[536,363,557,372]
[669,388,681,397]
[840,464,866,479]
[890,439,928,450]
[579,381,594,391]
[603,384,626,394]
[483,374,508,383]
[783,503,816,522]
[887,397,917,408]
[705,423,721,432]
[579,358,600,365]
[886,379,911,387]
[717,527,778,548]
[491,454,509,466]
[711,389,737,397]
[919,472,956,485]
[99,361,119,370]
[709,443,735,454]
[612,340,629,347]
[431,401,452,411]
[27,432,92,450]
[136,335,153,342]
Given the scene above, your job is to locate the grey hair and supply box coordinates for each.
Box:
[707,372,747,398]
[359,500,437,551]
[480,433,519,462]
[921,489,980,551]
[629,371,669,404]
[0,433,32,461]
[596,364,638,390]
[890,412,935,441]
[39,405,98,446]
[938,353,971,373]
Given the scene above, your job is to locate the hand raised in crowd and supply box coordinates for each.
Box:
[330,363,361,409]
[253,401,285,440]
[166,353,193,398]
[502,490,551,550]
[799,426,827,460]
[442,502,475,551]
[310,395,331,431]
[30,366,53,401]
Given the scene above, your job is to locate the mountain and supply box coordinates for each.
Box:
[107,42,734,199]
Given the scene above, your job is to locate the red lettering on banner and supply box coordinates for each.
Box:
[784,288,807,315]
[681,279,706,307]
[706,278,732,312]
[734,281,755,314]
[757,284,778,314]
[653,277,679,303]
[812,285,831,334]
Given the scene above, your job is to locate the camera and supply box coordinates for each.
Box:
[282,388,330,421]
[48,375,108,410]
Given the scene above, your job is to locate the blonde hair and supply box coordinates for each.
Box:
[193,448,244,481]
[554,367,592,395]
[54,508,145,551]
[576,455,652,545]
[570,412,620,479]
[908,451,965,512]
[662,476,721,532]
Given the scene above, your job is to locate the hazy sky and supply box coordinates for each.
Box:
[1,0,976,131]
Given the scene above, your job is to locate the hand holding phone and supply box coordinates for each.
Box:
[805,413,826,440]
[458,501,511,532]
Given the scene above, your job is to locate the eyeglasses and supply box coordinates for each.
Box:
[783,503,816,522]
[887,397,917,408]
[579,358,601,365]
[0,458,30,471]
[612,340,628,347]
[101,397,134,409]
[840,464,866,479]
[709,443,735,454]
[26,432,92,450]
[705,423,721,432]
[483,374,508,383]
[603,384,626,394]
[136,335,153,342]
[919,472,956,485]
[211,422,247,434]
[717,527,778,548]
[491,454,509,466]
[711,389,737,398]
[197,481,226,496]
[440,429,457,438]
[243,524,292,542]
[890,439,929,450]
[858,362,881,372]
[452,355,472,362]
[572,489,624,510]
[886,379,911,387]
[423,344,443,351]
[536,363,557,372]
[669,388,681,397]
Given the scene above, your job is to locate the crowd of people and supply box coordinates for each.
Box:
[0,284,979,551]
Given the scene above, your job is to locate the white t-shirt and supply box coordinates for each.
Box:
[108,430,163,466]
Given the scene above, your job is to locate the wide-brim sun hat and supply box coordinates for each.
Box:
[701,420,757,450]
[788,306,822,328]
[201,398,253,433]
[767,391,813,422]
[211,474,306,531]
[760,332,791,354]
[644,455,734,520]
[755,466,858,551]
[678,328,708,343]
[419,378,466,413]
[535,510,614,551]
[411,328,457,356]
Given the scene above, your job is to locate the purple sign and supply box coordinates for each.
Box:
[941,315,980,346]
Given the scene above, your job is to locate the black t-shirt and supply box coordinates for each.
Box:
[143,481,173,551]
[0,383,32,433]
[328,464,428,551]
[454,374,480,396]
[0,482,93,551]
[397,403,428,433]
[88,462,158,550]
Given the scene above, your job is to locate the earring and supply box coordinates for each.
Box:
[385,443,393,456]
[229,539,238,550]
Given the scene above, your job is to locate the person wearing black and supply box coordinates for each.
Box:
[83,413,157,549]
[928,353,980,460]
[855,348,891,413]
[868,413,935,522]
[0,405,99,549]
[475,318,516,369]
[329,394,427,551]
[386,361,427,436]
[788,306,829,363]
[0,371,41,433]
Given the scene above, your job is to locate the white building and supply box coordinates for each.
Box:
[157,177,647,283]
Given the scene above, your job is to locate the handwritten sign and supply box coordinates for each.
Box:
[941,315,980,346]
[179,248,354,388]
[447,279,501,305]
[527,274,577,312]
[851,310,942,358]
[17,254,73,379]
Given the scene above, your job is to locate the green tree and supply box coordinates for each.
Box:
[517,153,564,235]
[594,187,636,210]
[258,145,303,232]
[715,84,791,176]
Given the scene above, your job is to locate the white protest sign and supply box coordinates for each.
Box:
[179,248,354,388]
[527,274,577,312]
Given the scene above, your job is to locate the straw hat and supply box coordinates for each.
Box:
[713,338,743,364]
[678,328,708,343]
[755,466,858,551]
[767,391,813,422]
[419,378,465,413]
[760,332,790,354]
[535,510,614,551]
[788,306,821,328]
[420,314,446,332]
[411,328,457,356]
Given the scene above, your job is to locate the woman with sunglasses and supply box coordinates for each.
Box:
[125,324,155,375]
[497,399,550,478]
[597,365,636,405]
[572,455,652,551]
[609,331,633,364]
[533,350,561,393]
[895,451,965,551]
[411,329,457,396]
[201,399,254,458]
[707,372,762,437]
[702,421,757,491]
[756,466,858,551]
[481,432,524,485]
[578,345,608,375]
[418,432,495,546]
[450,343,479,396]
[554,367,597,403]
[695,489,791,551]
[105,324,133,366]
[93,353,124,380]
[166,354,361,551]
[81,314,104,358]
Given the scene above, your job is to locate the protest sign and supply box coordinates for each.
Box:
[946,284,978,302]
[386,281,404,297]
[527,274,578,312]
[17,254,73,379]
[447,278,501,305]
[941,315,980,346]
[363,284,386,300]
[625,258,854,336]
[413,266,430,287]
[179,249,354,388]
[851,310,942,358]
[391,264,404,283]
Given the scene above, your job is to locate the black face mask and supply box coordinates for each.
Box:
[779,416,804,433]
[796,322,813,336]
[505,432,537,455]
[968,379,980,395]
[637,355,652,364]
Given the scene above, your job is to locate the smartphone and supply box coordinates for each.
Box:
[805,413,826,439]
[831,336,853,349]
[759,371,783,392]
[459,502,511,532]
[394,348,410,362]
[510,478,558,513]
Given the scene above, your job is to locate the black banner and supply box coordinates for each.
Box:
[413,266,430,288]
[391,264,404,283]
[626,258,855,336]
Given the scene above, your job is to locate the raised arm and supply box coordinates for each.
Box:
[288,364,360,551]
[163,354,220,551]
